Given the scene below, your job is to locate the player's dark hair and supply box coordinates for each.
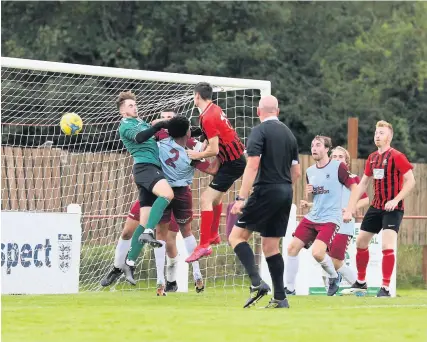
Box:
[194,82,213,100]
[116,90,136,111]
[314,135,332,150]
[168,116,190,139]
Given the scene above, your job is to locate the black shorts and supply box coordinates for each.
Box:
[360,206,404,234]
[133,163,165,207]
[235,183,293,238]
[209,155,246,192]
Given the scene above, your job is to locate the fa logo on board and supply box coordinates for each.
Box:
[58,234,72,273]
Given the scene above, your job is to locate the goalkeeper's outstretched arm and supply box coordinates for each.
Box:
[135,121,169,143]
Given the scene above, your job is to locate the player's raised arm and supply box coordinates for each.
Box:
[186,82,246,263]
[117,91,175,286]
[117,94,168,144]
[153,109,177,141]
[187,117,219,160]
[134,120,169,143]
[187,135,220,175]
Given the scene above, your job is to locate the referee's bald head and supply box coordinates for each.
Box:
[258,95,279,119]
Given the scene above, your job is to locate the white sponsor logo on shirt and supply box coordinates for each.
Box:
[373,168,384,179]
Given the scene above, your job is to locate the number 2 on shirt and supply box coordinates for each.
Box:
[165,148,179,169]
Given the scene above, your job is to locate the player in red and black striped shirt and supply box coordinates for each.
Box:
[186,82,246,262]
[343,120,416,297]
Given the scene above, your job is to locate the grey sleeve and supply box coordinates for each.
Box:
[246,126,264,157]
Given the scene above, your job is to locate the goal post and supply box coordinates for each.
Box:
[1,57,271,292]
[2,57,271,95]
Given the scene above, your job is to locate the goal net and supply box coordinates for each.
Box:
[1,57,271,292]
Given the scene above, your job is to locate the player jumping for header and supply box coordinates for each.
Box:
[116,91,174,279]
[101,110,216,294]
[151,115,219,294]
[186,82,246,263]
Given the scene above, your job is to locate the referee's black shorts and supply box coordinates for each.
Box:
[133,163,165,207]
[235,183,293,238]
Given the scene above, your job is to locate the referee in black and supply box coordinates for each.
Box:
[229,95,300,309]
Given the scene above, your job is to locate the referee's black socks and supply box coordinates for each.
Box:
[234,242,262,287]
[266,253,286,300]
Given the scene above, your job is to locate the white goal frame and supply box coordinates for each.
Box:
[1,57,271,293]
[2,57,271,96]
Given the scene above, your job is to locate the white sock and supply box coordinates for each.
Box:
[114,237,131,269]
[184,235,202,280]
[319,254,338,278]
[337,264,356,284]
[154,240,166,285]
[191,261,202,281]
[286,255,299,292]
[166,255,179,282]
[184,235,197,255]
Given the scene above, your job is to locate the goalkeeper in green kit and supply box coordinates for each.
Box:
[117,90,174,283]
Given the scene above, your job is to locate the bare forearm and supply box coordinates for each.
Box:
[356,197,370,210]
[238,167,258,199]
[348,183,368,211]
[291,165,301,184]
[394,179,415,202]
[199,147,218,158]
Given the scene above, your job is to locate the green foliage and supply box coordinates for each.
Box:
[397,245,426,289]
[2,1,426,161]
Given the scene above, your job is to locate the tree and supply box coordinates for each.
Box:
[2,1,426,161]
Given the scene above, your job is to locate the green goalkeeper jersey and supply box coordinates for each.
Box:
[118,117,161,167]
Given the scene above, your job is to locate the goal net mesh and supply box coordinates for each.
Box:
[1,61,264,292]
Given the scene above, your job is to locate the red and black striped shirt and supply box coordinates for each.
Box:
[364,148,413,210]
[199,102,245,163]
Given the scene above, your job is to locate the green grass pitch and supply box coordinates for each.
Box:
[2,289,427,342]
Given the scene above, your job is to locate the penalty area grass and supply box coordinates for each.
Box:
[2,289,427,342]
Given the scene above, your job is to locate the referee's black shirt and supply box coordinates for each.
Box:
[246,117,298,186]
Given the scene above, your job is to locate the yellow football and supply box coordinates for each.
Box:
[60,112,83,136]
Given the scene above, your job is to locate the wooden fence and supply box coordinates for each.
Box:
[2,146,427,245]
